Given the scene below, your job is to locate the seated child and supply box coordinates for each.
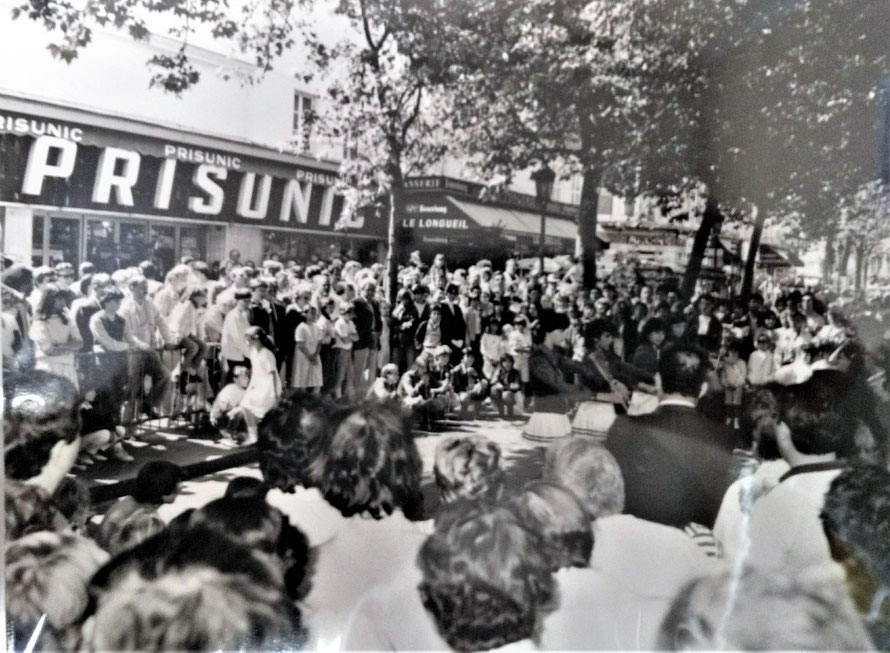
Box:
[210,365,251,440]
[480,320,505,380]
[489,353,523,417]
[450,347,488,417]
[428,345,457,418]
[368,363,400,401]
[399,358,431,413]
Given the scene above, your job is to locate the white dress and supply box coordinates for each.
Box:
[292,321,323,389]
[29,315,81,388]
[239,347,281,419]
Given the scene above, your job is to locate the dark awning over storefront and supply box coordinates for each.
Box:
[759,243,803,268]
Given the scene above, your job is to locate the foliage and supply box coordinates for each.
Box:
[11,0,304,96]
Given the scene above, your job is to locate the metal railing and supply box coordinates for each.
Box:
[72,342,224,432]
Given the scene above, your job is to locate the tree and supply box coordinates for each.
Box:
[305,0,455,304]
[443,0,722,290]
[836,181,890,292]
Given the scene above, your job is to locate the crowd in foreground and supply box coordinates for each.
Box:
[4,249,890,651]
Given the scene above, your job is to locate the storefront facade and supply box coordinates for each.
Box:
[0,96,386,273]
[402,177,584,266]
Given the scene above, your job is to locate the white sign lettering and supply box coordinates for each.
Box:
[279,179,313,224]
[189,165,227,214]
[22,136,78,196]
[92,147,141,206]
[1,115,83,142]
[237,173,272,219]
[163,144,241,169]
[153,159,177,210]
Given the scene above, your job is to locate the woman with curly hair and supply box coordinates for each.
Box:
[29,286,82,388]
[264,399,428,649]
[345,502,555,651]
[433,435,505,506]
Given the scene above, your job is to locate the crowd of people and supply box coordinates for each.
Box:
[4,247,890,650]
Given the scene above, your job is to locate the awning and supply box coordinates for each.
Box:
[760,243,804,268]
[447,196,578,243]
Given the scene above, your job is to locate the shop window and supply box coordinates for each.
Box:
[179,226,205,262]
[118,222,148,270]
[31,216,45,267]
[48,217,80,268]
[149,224,176,274]
[86,219,119,273]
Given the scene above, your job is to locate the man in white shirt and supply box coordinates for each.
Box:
[742,372,850,575]
[120,275,174,417]
[221,289,252,378]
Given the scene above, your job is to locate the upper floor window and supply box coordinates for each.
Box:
[293,92,315,153]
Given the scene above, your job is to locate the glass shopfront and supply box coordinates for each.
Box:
[32,214,207,275]
[262,230,380,265]
[32,215,81,269]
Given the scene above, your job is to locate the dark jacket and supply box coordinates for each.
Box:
[352,297,376,350]
[605,404,735,528]
[528,346,577,413]
[439,300,466,349]
[693,314,723,353]
[391,302,420,349]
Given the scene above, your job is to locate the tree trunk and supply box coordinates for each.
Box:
[385,168,405,307]
[839,237,852,277]
[822,239,835,285]
[681,195,722,299]
[854,241,865,292]
[577,166,602,290]
[741,205,764,301]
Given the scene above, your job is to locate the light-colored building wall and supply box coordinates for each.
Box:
[0,0,317,149]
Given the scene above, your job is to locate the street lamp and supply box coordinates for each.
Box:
[531,164,556,273]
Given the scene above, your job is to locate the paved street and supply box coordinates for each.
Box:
[78,414,550,523]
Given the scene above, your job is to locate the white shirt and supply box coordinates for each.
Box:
[713,458,790,563]
[592,514,717,600]
[744,465,844,574]
[220,307,251,361]
[541,567,669,650]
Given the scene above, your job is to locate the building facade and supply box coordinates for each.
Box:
[0,96,386,271]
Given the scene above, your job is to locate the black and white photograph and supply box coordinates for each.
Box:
[1,0,889,650]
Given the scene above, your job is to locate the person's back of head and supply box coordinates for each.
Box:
[658,344,708,399]
[821,464,890,602]
[132,461,184,505]
[777,371,853,456]
[542,438,625,520]
[308,399,423,520]
[108,510,166,555]
[224,476,268,500]
[509,480,593,571]
[657,569,874,650]
[87,565,305,652]
[4,370,81,485]
[6,530,109,646]
[434,436,505,505]
[258,392,340,492]
[418,502,555,652]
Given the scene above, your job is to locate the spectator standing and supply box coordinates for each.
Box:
[332,302,359,399]
[440,282,466,365]
[292,304,323,392]
[221,289,253,375]
[351,279,379,398]
[391,288,420,374]
[605,343,736,529]
[120,275,173,417]
[29,287,82,388]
